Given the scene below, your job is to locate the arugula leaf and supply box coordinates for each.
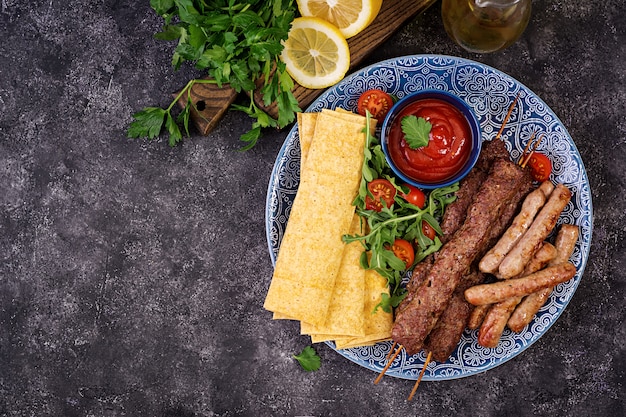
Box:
[374,291,407,314]
[293,346,321,372]
[129,0,299,148]
[401,115,432,149]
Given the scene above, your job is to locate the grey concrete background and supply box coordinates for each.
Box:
[1,1,624,416]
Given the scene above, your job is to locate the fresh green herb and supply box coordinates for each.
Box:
[293,346,321,372]
[128,79,215,147]
[128,0,300,148]
[344,112,458,313]
[401,115,432,149]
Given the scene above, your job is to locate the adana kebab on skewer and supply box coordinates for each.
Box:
[422,139,531,362]
[392,98,534,361]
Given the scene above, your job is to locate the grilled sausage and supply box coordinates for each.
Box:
[476,241,557,347]
[497,184,571,278]
[468,304,491,330]
[479,186,548,274]
[538,180,555,198]
[478,296,522,348]
[465,263,577,306]
[547,224,580,267]
[508,225,579,332]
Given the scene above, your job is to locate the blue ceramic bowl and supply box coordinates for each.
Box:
[381,90,482,189]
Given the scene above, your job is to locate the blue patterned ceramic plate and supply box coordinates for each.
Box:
[265,55,592,380]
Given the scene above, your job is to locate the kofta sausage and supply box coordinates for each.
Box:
[538,180,555,198]
[497,184,571,279]
[478,296,521,348]
[476,241,557,347]
[465,263,577,306]
[507,225,579,332]
[479,185,549,274]
[468,304,491,330]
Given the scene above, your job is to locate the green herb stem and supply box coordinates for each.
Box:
[167,79,217,112]
[344,209,425,244]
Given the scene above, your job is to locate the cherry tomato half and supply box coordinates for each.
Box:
[400,184,426,209]
[421,221,436,241]
[357,89,394,120]
[391,238,415,268]
[365,178,396,212]
[527,152,552,182]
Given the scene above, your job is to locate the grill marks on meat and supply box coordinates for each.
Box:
[392,157,530,355]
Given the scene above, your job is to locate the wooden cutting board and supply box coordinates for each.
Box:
[176,0,437,135]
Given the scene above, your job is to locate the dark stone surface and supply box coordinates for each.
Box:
[1,1,624,416]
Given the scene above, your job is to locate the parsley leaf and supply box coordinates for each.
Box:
[401,115,432,149]
[293,346,321,372]
[150,0,175,16]
[127,107,167,139]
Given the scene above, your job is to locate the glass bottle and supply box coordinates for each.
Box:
[441,0,532,53]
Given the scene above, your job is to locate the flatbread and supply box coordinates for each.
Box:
[263,111,369,326]
[297,112,318,173]
[332,269,393,349]
[300,214,366,337]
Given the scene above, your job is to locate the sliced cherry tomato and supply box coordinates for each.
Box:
[526,152,552,182]
[400,184,426,209]
[357,89,394,120]
[391,238,415,268]
[365,178,396,212]
[421,221,436,241]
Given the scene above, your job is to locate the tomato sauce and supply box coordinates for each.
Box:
[387,98,473,184]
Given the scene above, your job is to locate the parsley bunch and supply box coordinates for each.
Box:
[128,0,300,148]
[343,114,458,313]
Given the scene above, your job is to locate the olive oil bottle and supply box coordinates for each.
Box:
[442,0,531,53]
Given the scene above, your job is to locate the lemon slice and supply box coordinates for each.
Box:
[296,0,383,38]
[280,17,350,89]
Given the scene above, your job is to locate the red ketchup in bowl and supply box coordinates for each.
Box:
[387,98,472,184]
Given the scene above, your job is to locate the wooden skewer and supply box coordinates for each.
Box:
[495,91,521,141]
[520,133,546,168]
[374,344,403,384]
[518,131,536,166]
[386,341,397,360]
[408,351,433,401]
